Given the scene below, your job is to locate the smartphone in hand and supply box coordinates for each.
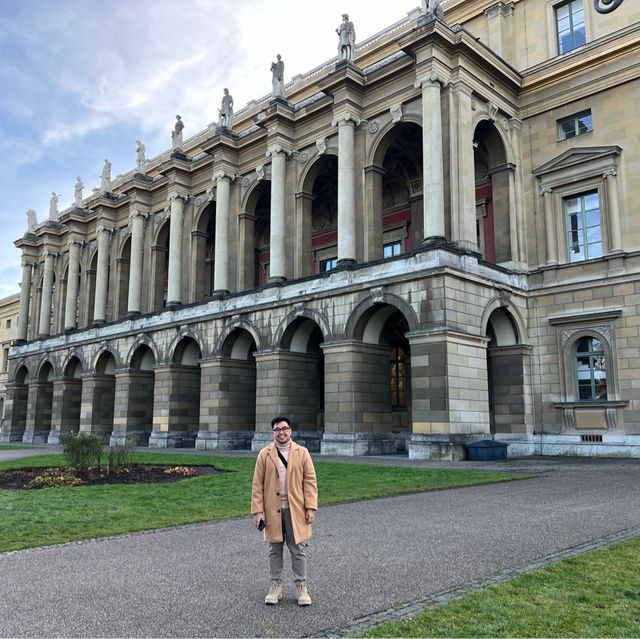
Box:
[258,519,265,531]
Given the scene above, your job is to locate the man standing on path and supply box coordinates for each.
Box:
[251,416,318,606]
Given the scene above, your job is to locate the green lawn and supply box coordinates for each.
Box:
[0,452,522,552]
[363,536,640,638]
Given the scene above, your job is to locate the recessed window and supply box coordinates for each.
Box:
[556,0,586,55]
[558,110,592,140]
[390,346,407,409]
[383,241,402,259]
[319,257,338,272]
[575,336,607,400]
[565,190,601,262]
[6,319,10,328]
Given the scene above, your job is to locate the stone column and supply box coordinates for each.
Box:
[335,114,359,265]
[64,240,82,331]
[604,168,623,253]
[213,172,233,294]
[79,373,115,443]
[416,75,446,242]
[253,349,287,450]
[166,193,187,308]
[267,146,289,282]
[111,369,154,446]
[294,191,314,278]
[509,118,527,265]
[16,261,33,343]
[127,210,147,316]
[48,377,82,444]
[363,165,385,261]
[449,82,476,250]
[38,250,56,337]
[541,187,557,265]
[93,225,112,325]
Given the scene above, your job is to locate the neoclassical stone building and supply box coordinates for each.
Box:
[3,0,639,458]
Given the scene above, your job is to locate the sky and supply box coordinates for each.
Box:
[0,0,421,299]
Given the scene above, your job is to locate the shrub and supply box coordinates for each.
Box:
[60,432,103,475]
[107,440,135,473]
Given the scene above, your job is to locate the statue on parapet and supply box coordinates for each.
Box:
[336,14,356,62]
[74,177,84,207]
[421,0,445,21]
[218,88,234,129]
[49,192,59,220]
[271,54,285,99]
[136,140,146,172]
[101,159,112,193]
[172,115,184,150]
[26,209,38,232]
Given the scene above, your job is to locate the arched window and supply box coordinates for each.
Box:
[575,336,607,400]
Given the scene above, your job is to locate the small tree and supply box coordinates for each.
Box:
[59,432,103,475]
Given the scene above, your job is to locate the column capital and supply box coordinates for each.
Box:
[129,209,149,222]
[603,167,617,179]
[508,117,524,132]
[364,164,386,177]
[540,186,553,196]
[213,170,236,183]
[67,238,84,249]
[96,224,114,235]
[168,191,189,203]
[21,258,36,269]
[43,249,58,259]
[331,112,361,128]
[414,72,448,90]
[266,144,292,158]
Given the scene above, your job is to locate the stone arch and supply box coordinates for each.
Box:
[242,180,271,288]
[150,218,170,311]
[8,365,30,441]
[216,320,262,357]
[346,292,419,342]
[28,360,55,443]
[126,337,160,370]
[87,350,117,443]
[274,307,331,349]
[474,118,514,264]
[192,201,216,300]
[298,154,339,276]
[168,329,205,364]
[115,235,131,319]
[94,349,118,373]
[484,304,530,436]
[53,355,84,444]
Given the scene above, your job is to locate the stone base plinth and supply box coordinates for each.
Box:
[22,430,50,444]
[320,432,397,456]
[109,430,151,447]
[148,431,197,449]
[408,433,485,461]
[195,431,254,450]
[0,431,25,443]
[251,431,274,451]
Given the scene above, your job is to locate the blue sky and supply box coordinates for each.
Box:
[0,0,416,299]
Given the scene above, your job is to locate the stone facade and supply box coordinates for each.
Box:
[3,0,640,459]
[0,294,19,424]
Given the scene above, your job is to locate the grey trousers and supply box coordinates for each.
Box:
[268,508,307,584]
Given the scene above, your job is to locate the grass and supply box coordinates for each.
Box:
[362,536,640,638]
[0,452,522,553]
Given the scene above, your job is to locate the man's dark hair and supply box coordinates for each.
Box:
[271,416,291,428]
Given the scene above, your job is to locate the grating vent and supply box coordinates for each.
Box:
[581,434,603,443]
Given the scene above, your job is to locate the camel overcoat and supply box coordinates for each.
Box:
[251,441,318,545]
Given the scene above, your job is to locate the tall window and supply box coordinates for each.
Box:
[575,336,607,400]
[390,346,407,409]
[557,110,592,140]
[383,241,402,259]
[319,257,338,272]
[565,191,601,262]
[556,0,586,54]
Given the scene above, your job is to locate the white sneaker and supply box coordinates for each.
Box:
[265,580,283,605]
[296,581,312,606]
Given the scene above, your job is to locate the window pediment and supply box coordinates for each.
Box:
[533,146,621,184]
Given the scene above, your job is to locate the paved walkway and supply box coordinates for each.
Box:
[1,449,639,638]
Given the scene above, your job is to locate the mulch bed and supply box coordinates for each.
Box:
[0,464,224,490]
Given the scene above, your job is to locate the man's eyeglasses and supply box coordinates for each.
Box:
[272,427,290,433]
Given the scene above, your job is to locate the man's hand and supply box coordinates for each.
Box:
[305,509,316,525]
[253,513,264,529]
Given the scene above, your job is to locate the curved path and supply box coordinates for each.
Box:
[0,453,639,638]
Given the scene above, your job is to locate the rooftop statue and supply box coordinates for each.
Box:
[101,159,112,193]
[172,115,184,150]
[421,0,445,21]
[26,209,38,232]
[49,192,59,220]
[74,177,84,207]
[136,140,146,172]
[218,88,234,129]
[271,54,285,99]
[336,14,356,62]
